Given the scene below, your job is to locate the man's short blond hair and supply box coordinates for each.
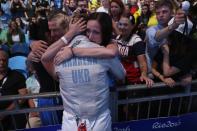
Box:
[48,10,71,31]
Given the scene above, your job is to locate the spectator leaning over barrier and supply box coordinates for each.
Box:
[117,14,153,87]
[147,0,197,89]
[145,0,185,78]
[0,49,28,130]
[151,47,176,87]
[41,12,126,131]
[161,15,196,90]
[27,10,68,126]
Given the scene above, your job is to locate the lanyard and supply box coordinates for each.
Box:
[0,77,7,96]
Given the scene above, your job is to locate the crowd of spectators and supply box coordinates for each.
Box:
[0,0,197,130]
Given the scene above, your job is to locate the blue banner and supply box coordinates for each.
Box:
[112,112,197,131]
[19,112,197,131]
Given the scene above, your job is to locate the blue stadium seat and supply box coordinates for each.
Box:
[8,56,27,78]
[10,42,30,56]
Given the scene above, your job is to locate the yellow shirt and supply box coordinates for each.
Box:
[88,0,100,11]
[133,9,141,24]
[147,13,158,27]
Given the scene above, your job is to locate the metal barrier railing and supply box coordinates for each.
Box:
[0,80,197,130]
[0,92,62,116]
[112,80,197,122]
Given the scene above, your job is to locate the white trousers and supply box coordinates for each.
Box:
[61,109,111,131]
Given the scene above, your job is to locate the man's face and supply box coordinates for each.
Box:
[0,51,8,73]
[64,0,76,8]
[142,5,148,15]
[78,0,88,9]
[48,20,65,43]
[101,0,109,8]
[156,5,172,26]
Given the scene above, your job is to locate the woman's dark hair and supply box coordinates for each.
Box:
[15,17,25,29]
[168,30,197,73]
[88,12,113,47]
[168,31,194,57]
[121,13,135,25]
[141,4,151,17]
[8,19,19,30]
